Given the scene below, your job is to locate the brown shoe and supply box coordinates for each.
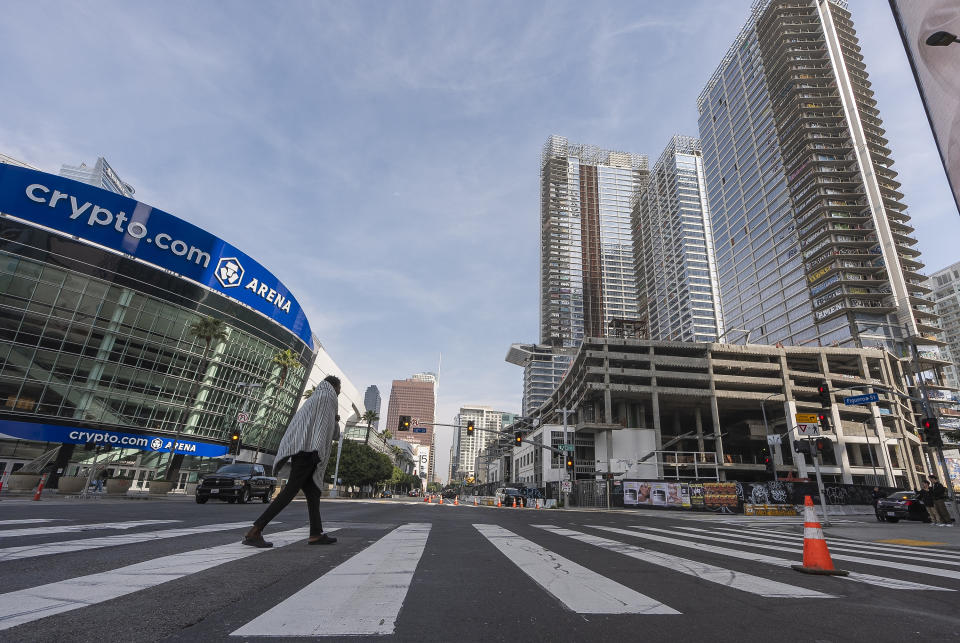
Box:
[242,526,273,548]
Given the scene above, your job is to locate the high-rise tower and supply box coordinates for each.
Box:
[363,385,381,428]
[383,376,436,480]
[540,136,648,348]
[59,157,135,197]
[697,0,937,355]
[634,136,724,342]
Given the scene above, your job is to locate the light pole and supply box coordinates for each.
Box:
[760,392,781,481]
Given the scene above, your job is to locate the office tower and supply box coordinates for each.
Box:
[540,136,648,348]
[453,406,514,483]
[59,157,135,197]
[383,376,436,480]
[506,343,572,417]
[925,262,960,390]
[363,385,381,428]
[697,0,937,355]
[634,136,724,342]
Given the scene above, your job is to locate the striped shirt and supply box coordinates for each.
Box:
[274,380,338,489]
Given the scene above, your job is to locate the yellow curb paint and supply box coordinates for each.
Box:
[875,539,947,547]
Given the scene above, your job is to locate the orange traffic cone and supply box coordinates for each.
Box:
[439,496,443,505]
[511,497,516,508]
[473,497,478,506]
[454,497,459,506]
[33,473,48,501]
[427,495,432,504]
[791,496,848,576]
[497,498,501,507]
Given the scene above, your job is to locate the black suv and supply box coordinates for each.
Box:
[196,463,277,504]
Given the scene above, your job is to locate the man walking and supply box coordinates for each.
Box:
[930,476,953,527]
[243,375,341,547]
[919,480,943,526]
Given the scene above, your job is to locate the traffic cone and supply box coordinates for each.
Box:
[512,497,516,508]
[473,497,478,506]
[439,496,443,505]
[427,495,432,504]
[497,498,501,507]
[454,497,459,506]
[33,473,48,501]
[791,496,848,576]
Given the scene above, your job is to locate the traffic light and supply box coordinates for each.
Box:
[565,455,575,471]
[466,421,475,436]
[398,415,411,431]
[818,381,831,407]
[818,412,832,433]
[764,455,774,475]
[515,431,522,445]
[922,417,943,448]
[794,440,811,455]
[815,437,828,453]
[230,429,241,454]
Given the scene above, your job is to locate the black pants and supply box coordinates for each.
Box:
[254,452,323,536]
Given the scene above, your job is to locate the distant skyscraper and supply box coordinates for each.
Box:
[383,376,436,480]
[453,406,513,483]
[540,136,648,348]
[363,385,381,428]
[59,157,135,197]
[925,262,960,390]
[634,136,724,342]
[697,0,936,355]
[506,343,572,417]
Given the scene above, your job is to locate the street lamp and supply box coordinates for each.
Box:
[926,31,959,47]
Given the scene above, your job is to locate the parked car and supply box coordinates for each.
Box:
[876,490,930,523]
[195,463,276,504]
[495,487,525,507]
[380,490,393,498]
[407,489,421,497]
[441,489,458,499]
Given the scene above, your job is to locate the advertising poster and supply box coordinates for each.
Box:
[624,481,653,506]
[689,483,705,508]
[664,482,688,508]
[703,482,738,509]
[651,482,668,506]
[945,457,960,494]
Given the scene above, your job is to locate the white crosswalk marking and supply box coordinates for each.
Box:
[648,525,960,581]
[718,526,960,558]
[696,526,960,566]
[535,525,831,598]
[474,524,678,615]
[0,520,62,526]
[0,521,252,562]
[608,526,951,592]
[0,526,323,631]
[0,520,179,538]
[232,523,431,637]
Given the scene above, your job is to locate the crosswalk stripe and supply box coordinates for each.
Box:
[0,526,328,631]
[699,527,960,565]
[721,526,960,558]
[615,526,952,591]
[232,523,431,636]
[474,524,678,614]
[535,525,831,599]
[0,520,179,539]
[0,520,62,526]
[0,521,253,563]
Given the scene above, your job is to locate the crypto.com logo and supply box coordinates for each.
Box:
[215,257,244,288]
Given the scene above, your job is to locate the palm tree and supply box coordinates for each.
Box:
[165,315,229,481]
[272,349,302,388]
[362,410,379,442]
[303,385,316,399]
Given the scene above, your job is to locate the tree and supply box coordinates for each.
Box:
[362,409,379,442]
[303,385,316,399]
[323,441,393,496]
[165,316,229,481]
[272,349,302,388]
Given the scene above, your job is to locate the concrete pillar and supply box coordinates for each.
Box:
[706,349,724,465]
[695,407,705,454]
[819,352,853,484]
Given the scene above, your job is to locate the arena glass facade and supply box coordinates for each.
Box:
[0,163,314,491]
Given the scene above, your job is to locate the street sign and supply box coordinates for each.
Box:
[559,444,575,452]
[412,418,420,426]
[413,427,427,433]
[844,393,879,405]
[766,434,782,446]
[561,480,572,493]
[797,422,820,436]
[237,412,250,423]
[795,413,819,423]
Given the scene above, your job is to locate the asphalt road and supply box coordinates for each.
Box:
[1,496,958,642]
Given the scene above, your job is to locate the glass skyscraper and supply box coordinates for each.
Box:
[59,157,135,198]
[634,136,724,342]
[697,0,937,356]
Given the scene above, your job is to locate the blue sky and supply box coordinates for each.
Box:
[2,1,957,481]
